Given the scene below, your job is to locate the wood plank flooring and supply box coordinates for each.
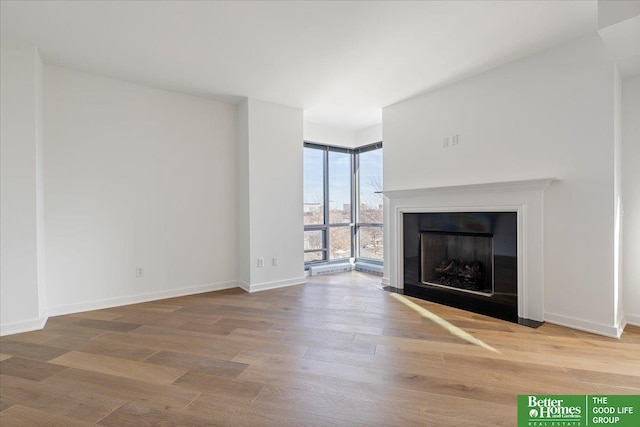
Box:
[1,271,639,426]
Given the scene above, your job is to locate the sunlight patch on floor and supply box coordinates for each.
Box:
[390,293,500,353]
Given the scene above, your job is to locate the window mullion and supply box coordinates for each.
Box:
[352,150,359,259]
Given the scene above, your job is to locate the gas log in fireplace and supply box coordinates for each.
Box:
[404,212,518,322]
[420,231,493,295]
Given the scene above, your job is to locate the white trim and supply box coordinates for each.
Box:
[1,309,49,337]
[381,178,558,198]
[618,320,627,338]
[0,276,305,336]
[47,280,239,317]
[626,313,640,327]
[237,281,250,293]
[393,204,541,321]
[394,205,404,290]
[545,312,622,339]
[244,277,306,293]
[519,204,529,321]
[381,276,390,286]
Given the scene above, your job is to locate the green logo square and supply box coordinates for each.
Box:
[518,395,640,427]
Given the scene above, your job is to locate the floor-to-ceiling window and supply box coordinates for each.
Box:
[327,149,353,260]
[303,142,383,267]
[303,146,325,262]
[355,143,383,261]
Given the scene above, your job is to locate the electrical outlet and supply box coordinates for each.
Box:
[442,137,450,148]
[136,267,143,277]
[272,257,278,267]
[451,134,459,145]
[258,258,264,267]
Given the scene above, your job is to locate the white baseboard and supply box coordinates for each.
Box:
[237,281,250,293]
[48,280,239,317]
[618,320,627,337]
[242,277,306,293]
[1,309,49,337]
[544,311,622,339]
[2,276,305,336]
[625,313,640,327]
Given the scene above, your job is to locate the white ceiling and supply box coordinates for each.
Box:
[0,1,597,130]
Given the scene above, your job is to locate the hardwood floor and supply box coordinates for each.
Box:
[1,271,639,426]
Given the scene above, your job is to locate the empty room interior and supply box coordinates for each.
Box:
[1,1,639,426]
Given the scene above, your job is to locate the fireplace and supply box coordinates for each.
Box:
[383,179,556,325]
[403,211,519,323]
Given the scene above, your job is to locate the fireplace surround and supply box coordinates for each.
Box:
[382,178,557,324]
[404,211,518,322]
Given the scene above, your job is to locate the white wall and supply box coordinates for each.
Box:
[622,74,640,325]
[0,39,46,335]
[304,121,383,149]
[383,34,620,336]
[355,123,383,146]
[239,99,305,291]
[237,100,251,287]
[35,46,46,320]
[614,68,623,330]
[598,0,640,29]
[44,65,238,315]
[304,121,356,148]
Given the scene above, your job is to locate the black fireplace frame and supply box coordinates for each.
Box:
[403,212,519,323]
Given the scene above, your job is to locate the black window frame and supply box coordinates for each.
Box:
[354,142,383,264]
[303,141,383,267]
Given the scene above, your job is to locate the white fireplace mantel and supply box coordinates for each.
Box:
[383,177,559,322]
[381,178,558,198]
